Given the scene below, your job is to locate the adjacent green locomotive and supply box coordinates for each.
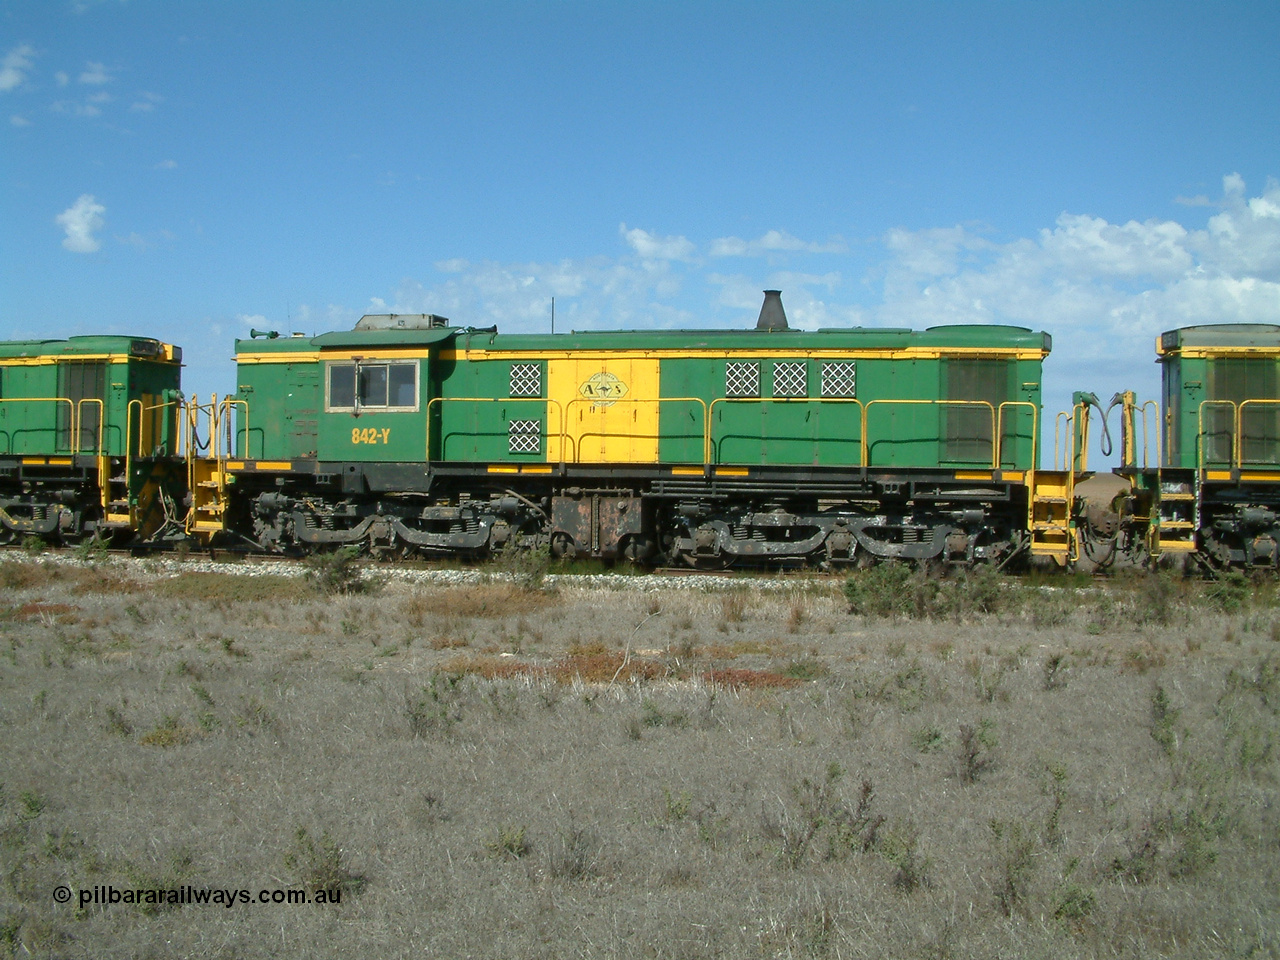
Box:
[1110,324,1280,569]
[0,335,184,542]
[216,292,1057,566]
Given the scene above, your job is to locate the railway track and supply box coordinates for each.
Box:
[4,544,840,592]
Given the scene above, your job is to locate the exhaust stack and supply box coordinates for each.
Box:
[755,289,789,331]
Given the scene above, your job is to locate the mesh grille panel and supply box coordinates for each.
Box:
[821,361,857,398]
[773,361,808,398]
[508,419,541,454]
[509,363,542,397]
[726,361,760,398]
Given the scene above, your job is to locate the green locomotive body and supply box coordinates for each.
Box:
[0,335,184,542]
[1111,324,1280,569]
[224,297,1053,566]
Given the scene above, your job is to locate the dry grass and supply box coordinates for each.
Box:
[0,558,1277,959]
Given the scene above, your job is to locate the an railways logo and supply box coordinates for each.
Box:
[579,371,628,407]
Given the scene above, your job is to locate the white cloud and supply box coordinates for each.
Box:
[0,44,35,93]
[353,172,1279,428]
[55,194,106,253]
[131,92,163,112]
[236,314,269,329]
[374,251,704,333]
[710,229,847,257]
[1038,214,1192,281]
[51,99,102,118]
[55,71,69,88]
[872,175,1280,380]
[1194,174,1280,279]
[79,62,111,85]
[10,114,31,127]
[620,223,696,262]
[154,159,177,170]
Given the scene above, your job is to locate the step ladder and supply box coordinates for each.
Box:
[1149,480,1197,556]
[187,458,228,536]
[98,455,134,528]
[183,393,230,539]
[1029,469,1076,563]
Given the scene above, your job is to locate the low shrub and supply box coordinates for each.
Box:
[305,546,376,595]
[284,827,365,896]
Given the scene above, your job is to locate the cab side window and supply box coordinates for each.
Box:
[326,361,418,411]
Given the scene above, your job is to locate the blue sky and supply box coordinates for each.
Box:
[3,0,1279,462]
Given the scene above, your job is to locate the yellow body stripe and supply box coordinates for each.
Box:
[237,346,1046,364]
[1158,345,1280,358]
[0,352,179,366]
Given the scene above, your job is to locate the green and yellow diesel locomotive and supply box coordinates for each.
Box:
[211,292,1062,567]
[0,335,184,543]
[1102,323,1280,570]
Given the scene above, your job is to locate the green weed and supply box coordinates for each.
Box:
[284,827,365,895]
[485,823,532,860]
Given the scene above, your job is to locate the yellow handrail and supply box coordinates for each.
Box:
[220,398,250,460]
[423,395,1041,470]
[1072,401,1091,473]
[997,401,1039,471]
[861,399,997,469]
[0,397,77,455]
[1235,399,1280,468]
[209,393,220,461]
[425,397,565,463]
[127,397,182,456]
[707,397,863,467]
[72,398,109,514]
[1140,400,1161,469]
[1053,410,1072,470]
[75,398,105,455]
[182,395,217,459]
[563,396,709,464]
[1197,399,1237,469]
